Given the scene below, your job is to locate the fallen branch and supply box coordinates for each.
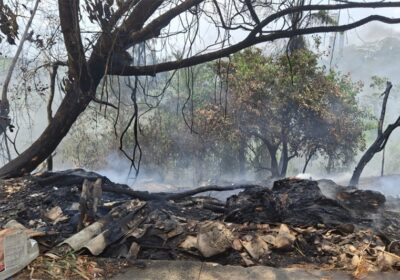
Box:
[165,184,260,201]
[32,169,261,201]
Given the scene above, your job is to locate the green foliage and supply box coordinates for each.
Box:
[370,76,389,90]
[218,47,365,174]
[61,47,366,180]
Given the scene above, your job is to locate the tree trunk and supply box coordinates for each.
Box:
[238,136,246,174]
[265,144,279,178]
[46,64,59,172]
[350,82,394,186]
[378,82,392,178]
[279,140,289,177]
[381,147,385,177]
[350,116,400,186]
[378,82,392,136]
[270,152,279,177]
[0,0,40,160]
[0,0,105,178]
[326,156,334,174]
[302,149,315,173]
[0,88,91,178]
[1,0,40,110]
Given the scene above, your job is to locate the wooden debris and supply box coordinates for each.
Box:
[78,178,103,231]
[1,170,400,277]
[196,221,233,257]
[274,224,296,250]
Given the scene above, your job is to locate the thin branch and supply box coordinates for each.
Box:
[91,97,118,110]
[244,0,260,25]
[111,15,400,76]
[1,0,40,103]
[378,81,393,136]
[125,0,204,48]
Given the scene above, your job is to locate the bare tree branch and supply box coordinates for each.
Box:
[110,14,400,76]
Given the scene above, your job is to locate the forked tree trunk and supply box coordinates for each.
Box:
[350,116,400,186]
[302,149,315,174]
[349,82,394,186]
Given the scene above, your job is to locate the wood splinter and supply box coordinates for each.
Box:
[78,178,102,231]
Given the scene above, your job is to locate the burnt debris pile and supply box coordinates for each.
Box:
[1,169,400,278]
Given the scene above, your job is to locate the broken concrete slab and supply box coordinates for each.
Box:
[111,260,400,280]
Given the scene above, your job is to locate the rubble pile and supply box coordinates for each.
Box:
[1,169,400,279]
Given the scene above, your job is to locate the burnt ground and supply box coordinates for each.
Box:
[1,169,400,279]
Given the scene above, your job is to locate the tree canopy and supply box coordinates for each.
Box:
[0,0,400,178]
[207,48,365,177]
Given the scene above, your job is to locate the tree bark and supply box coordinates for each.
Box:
[249,131,280,178]
[0,0,40,161]
[0,0,97,178]
[268,146,279,178]
[378,82,392,177]
[302,149,315,174]
[378,82,392,136]
[349,82,393,186]
[238,136,246,174]
[1,0,40,108]
[279,138,289,177]
[0,88,91,178]
[381,147,385,177]
[46,64,59,171]
[326,156,334,174]
[350,116,400,186]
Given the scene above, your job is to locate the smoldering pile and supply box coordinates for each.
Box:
[1,169,400,279]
